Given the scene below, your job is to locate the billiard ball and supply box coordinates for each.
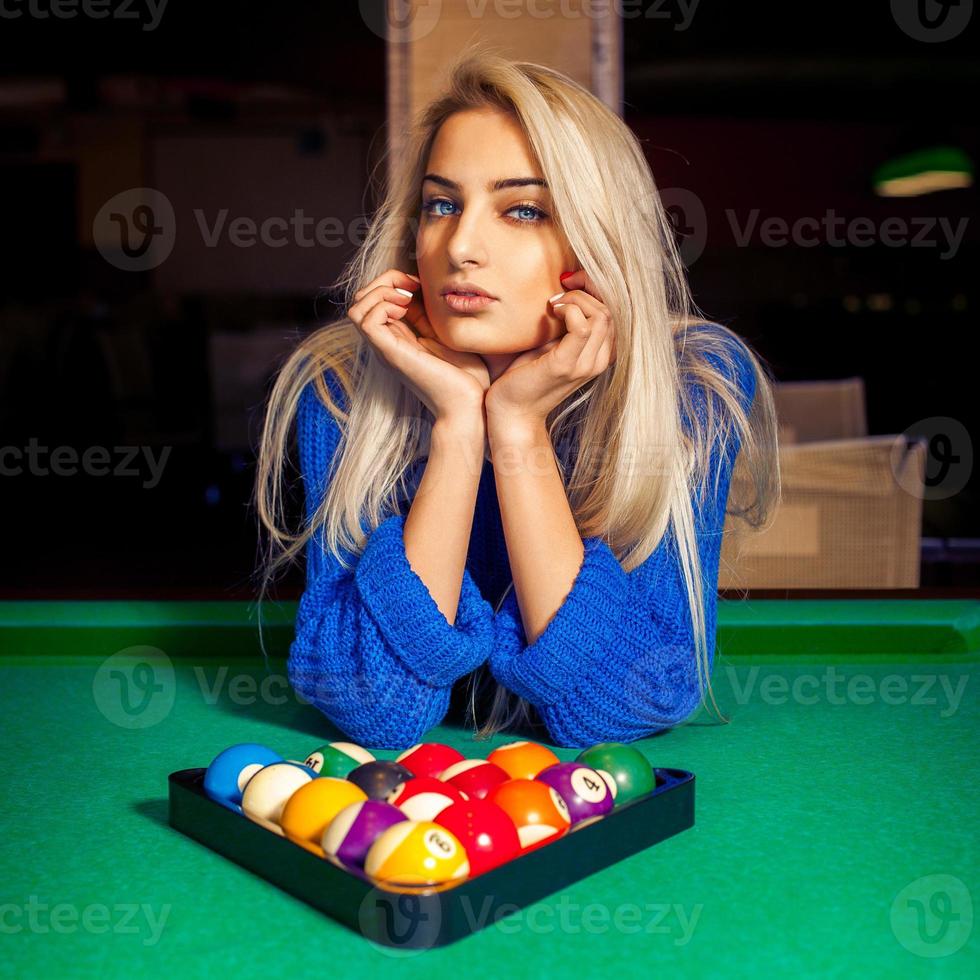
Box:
[575,742,655,806]
[395,742,466,779]
[302,741,375,778]
[434,799,522,877]
[486,778,571,851]
[321,800,407,870]
[386,775,468,821]
[439,759,510,800]
[364,820,470,885]
[279,777,369,855]
[487,740,560,780]
[241,761,317,825]
[347,761,414,800]
[535,762,614,825]
[203,743,283,812]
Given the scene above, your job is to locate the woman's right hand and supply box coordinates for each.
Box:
[348,269,490,429]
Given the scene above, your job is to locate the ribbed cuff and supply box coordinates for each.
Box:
[488,535,629,707]
[354,513,494,686]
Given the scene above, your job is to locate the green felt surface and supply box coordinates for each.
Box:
[0,602,978,977]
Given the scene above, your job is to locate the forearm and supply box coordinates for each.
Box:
[403,417,485,626]
[488,417,584,646]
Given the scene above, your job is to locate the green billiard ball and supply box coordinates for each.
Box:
[575,742,655,806]
[302,741,375,778]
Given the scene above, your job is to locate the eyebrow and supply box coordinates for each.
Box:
[422,173,549,193]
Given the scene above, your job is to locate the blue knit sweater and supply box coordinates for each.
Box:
[287,326,757,750]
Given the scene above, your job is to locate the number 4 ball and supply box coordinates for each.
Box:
[575,742,655,806]
[535,763,614,825]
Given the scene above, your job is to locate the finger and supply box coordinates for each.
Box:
[353,270,420,304]
[350,285,416,323]
[551,288,603,318]
[549,302,594,372]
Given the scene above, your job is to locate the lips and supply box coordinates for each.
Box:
[440,282,496,299]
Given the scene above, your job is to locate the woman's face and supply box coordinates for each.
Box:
[415,107,577,382]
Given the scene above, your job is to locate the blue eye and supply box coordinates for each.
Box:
[421,198,548,224]
[422,198,458,217]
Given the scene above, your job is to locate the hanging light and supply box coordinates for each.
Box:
[873,145,973,197]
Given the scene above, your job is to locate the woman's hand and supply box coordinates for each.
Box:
[484,268,618,429]
[348,269,490,429]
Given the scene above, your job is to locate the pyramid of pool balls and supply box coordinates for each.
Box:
[202,739,657,887]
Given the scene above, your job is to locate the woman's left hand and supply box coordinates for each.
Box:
[485,268,618,428]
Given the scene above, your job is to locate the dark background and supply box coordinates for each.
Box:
[0,1,976,596]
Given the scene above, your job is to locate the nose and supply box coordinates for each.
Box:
[444,204,489,268]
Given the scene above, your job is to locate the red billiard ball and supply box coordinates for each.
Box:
[486,778,571,852]
[439,759,510,800]
[386,775,468,821]
[435,799,521,877]
[395,742,466,779]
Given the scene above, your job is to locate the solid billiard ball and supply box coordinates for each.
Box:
[434,799,522,877]
[535,762,614,825]
[321,800,407,869]
[302,741,375,778]
[487,740,560,780]
[280,777,368,855]
[395,742,466,779]
[386,775,468,821]
[241,761,317,825]
[486,778,571,851]
[364,821,470,885]
[203,743,283,812]
[576,742,655,806]
[439,759,510,800]
[347,761,414,800]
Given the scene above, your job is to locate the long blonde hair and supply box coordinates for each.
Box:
[253,45,781,742]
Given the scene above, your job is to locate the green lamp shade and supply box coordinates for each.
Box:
[873,145,973,197]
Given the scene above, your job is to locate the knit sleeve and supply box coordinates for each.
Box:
[287,370,496,749]
[487,331,757,748]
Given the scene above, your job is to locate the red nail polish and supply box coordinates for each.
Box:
[560,270,575,281]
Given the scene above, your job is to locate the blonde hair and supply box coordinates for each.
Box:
[253,44,781,742]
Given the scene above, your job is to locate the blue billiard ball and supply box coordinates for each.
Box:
[204,743,283,811]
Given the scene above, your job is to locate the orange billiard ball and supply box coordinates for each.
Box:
[487,741,560,781]
[486,778,571,852]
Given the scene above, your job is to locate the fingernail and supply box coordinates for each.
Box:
[552,303,566,309]
[559,270,575,281]
[548,291,565,303]
[394,287,414,297]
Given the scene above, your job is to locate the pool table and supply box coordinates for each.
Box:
[0,598,977,975]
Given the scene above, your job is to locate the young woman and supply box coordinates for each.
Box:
[255,50,780,750]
